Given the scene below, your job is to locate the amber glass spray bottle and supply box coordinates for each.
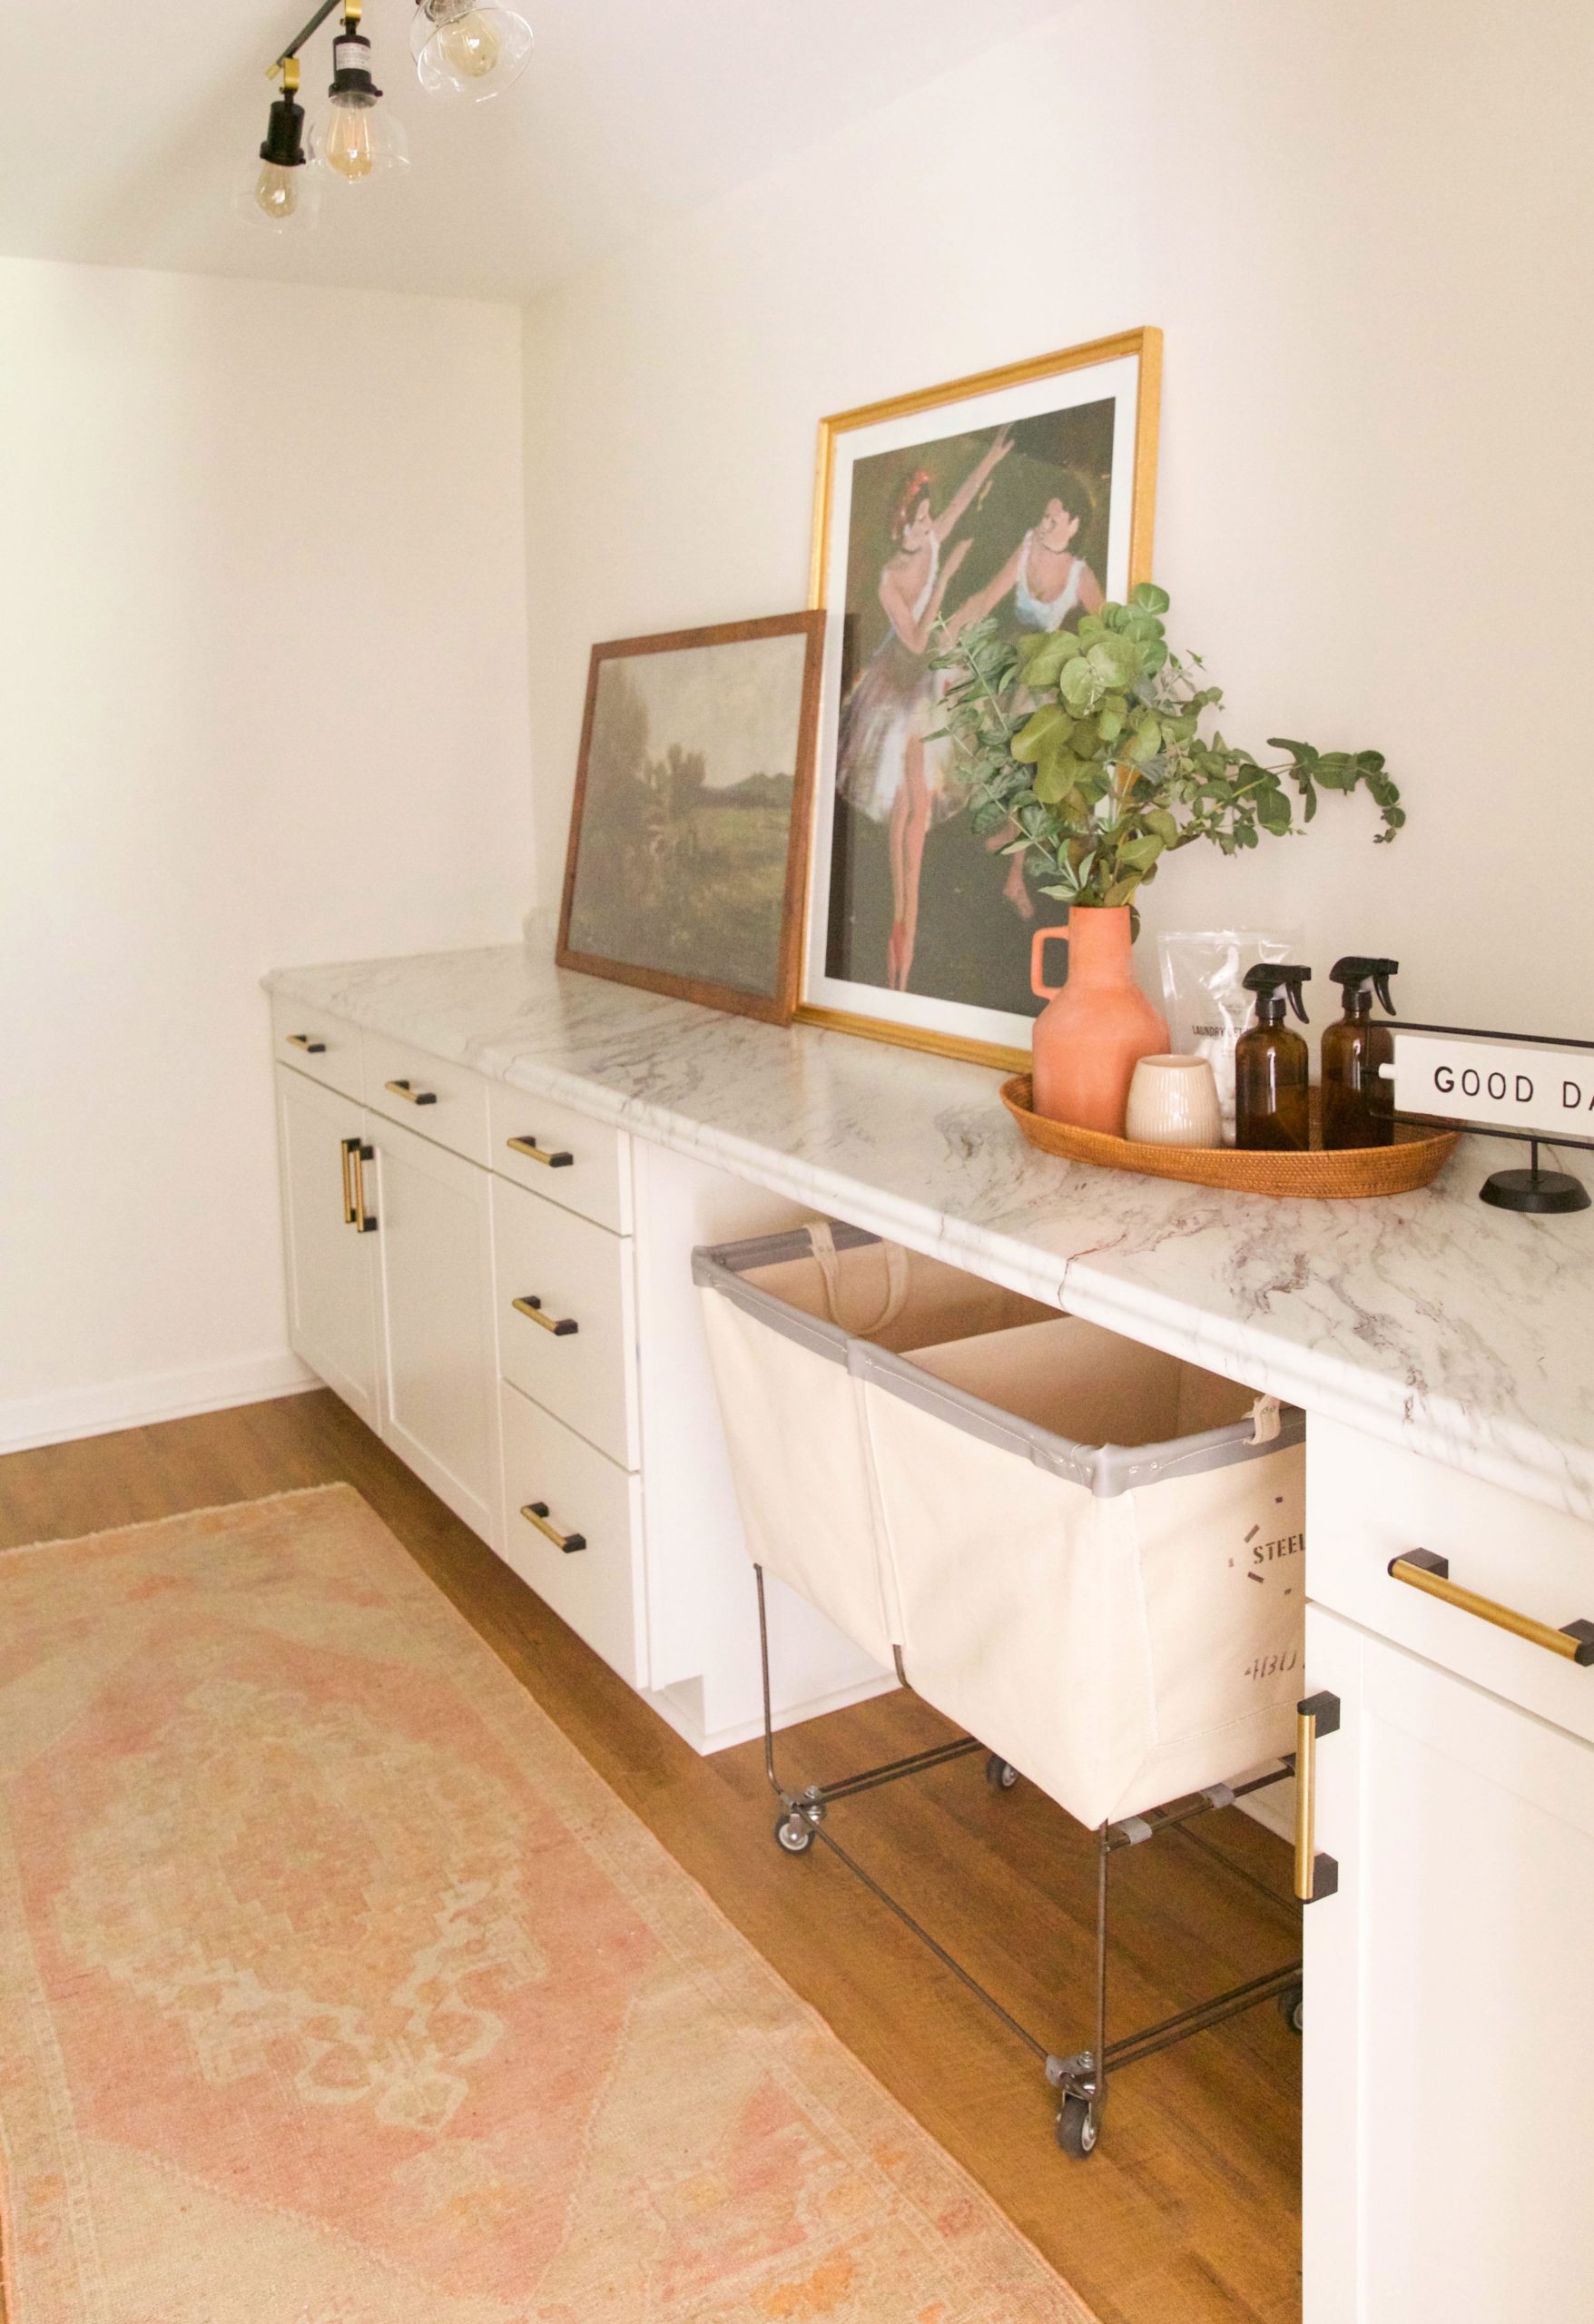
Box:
[1321,957,1399,1149]
[1235,965,1313,1151]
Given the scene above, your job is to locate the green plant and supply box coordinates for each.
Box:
[931,584,1402,911]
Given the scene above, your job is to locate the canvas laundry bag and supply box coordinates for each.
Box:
[860,1314,1305,1827]
[694,1224,1057,1667]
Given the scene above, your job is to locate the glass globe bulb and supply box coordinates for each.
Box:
[310,98,409,182]
[413,1,532,100]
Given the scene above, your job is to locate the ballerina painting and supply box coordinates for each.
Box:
[835,428,1019,990]
[804,330,1161,1061]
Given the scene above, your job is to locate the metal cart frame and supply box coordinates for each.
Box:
[755,1566,1303,2159]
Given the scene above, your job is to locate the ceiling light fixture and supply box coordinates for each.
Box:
[245,0,530,228]
[411,0,533,101]
[310,1,409,182]
[238,57,320,231]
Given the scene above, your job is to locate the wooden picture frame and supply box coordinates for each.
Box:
[800,328,1163,1069]
[557,611,826,1025]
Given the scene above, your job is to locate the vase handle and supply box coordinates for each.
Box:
[1031,924,1068,1001]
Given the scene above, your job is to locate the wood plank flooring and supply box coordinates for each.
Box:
[0,1391,1302,2323]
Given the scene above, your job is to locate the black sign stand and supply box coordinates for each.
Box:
[1392,1019,1594,1215]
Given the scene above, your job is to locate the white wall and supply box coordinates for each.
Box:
[520,0,1594,1036]
[0,257,533,1449]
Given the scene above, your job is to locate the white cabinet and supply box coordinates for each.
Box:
[270,1006,914,1751]
[1302,1600,1594,2324]
[274,1066,380,1432]
[367,1109,501,1548]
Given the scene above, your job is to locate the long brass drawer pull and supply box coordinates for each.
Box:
[521,1501,585,1553]
[349,1140,378,1234]
[1389,1549,1594,1664]
[339,1134,358,1226]
[384,1078,438,1107]
[286,1032,326,1053]
[512,1294,578,1337]
[507,1135,574,1169]
[1294,1690,1341,1904]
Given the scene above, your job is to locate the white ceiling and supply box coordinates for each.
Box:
[0,1,1064,303]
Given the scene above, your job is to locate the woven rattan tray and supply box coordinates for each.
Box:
[1000,1075,1459,1199]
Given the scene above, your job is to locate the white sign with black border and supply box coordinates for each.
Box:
[1389,1031,1594,1141]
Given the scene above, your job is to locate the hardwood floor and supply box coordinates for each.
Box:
[0,1391,1303,2324]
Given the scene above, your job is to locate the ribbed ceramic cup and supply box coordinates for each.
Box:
[1124,1053,1224,1148]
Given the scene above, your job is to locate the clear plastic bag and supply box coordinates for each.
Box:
[1158,930,1299,1141]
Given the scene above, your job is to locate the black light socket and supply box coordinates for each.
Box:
[330,27,382,103]
[260,90,309,168]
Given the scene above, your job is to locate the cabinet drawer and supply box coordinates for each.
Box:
[499,1381,645,1686]
[271,991,362,1098]
[1308,1414,1594,1746]
[493,1177,637,1466]
[488,1078,629,1232]
[362,1030,490,1167]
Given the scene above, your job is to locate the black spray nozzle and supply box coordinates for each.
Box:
[1330,955,1399,1015]
[1243,962,1312,1024]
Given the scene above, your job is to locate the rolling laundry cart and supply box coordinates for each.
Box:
[694,1222,1307,2158]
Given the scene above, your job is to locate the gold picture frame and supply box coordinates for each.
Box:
[799,328,1162,1070]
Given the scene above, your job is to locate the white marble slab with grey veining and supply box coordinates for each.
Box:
[265,944,1594,1525]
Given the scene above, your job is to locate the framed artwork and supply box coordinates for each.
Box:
[557,611,825,1024]
[800,328,1162,1068]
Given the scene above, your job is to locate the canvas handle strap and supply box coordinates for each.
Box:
[808,1222,910,1334]
[1248,1393,1283,1444]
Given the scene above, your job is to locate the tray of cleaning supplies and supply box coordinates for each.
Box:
[999,1077,1459,1199]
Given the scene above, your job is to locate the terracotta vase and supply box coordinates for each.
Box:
[1029,907,1170,1134]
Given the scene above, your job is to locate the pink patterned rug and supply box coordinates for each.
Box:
[0,1486,1090,2323]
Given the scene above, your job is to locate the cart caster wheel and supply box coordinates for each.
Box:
[1055,2094,1099,2159]
[774,1813,814,1856]
[1277,1984,1304,2036]
[985,1754,1018,1791]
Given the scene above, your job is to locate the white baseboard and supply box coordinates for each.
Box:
[0,1350,320,1456]
[644,1669,900,1758]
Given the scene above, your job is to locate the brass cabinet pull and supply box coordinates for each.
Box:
[507,1135,574,1169]
[520,1500,585,1553]
[1294,1690,1341,1903]
[339,1135,358,1226]
[349,1141,378,1234]
[286,1032,327,1053]
[511,1294,578,1337]
[1389,1549,1594,1664]
[384,1078,438,1107]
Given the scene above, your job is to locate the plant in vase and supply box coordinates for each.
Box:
[931,584,1402,1132]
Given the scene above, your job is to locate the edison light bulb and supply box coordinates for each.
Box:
[323,103,378,181]
[310,96,408,182]
[236,94,320,233]
[437,7,500,77]
[253,161,301,220]
[311,25,409,182]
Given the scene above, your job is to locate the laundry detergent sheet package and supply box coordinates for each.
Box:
[1159,930,1300,1141]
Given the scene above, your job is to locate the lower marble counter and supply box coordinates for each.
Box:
[264,943,1594,1526]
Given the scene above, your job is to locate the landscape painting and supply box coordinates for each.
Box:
[557,612,825,1023]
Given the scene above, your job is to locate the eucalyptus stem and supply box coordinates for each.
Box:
[932,584,1402,911]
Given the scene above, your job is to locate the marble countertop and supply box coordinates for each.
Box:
[267,944,1594,1525]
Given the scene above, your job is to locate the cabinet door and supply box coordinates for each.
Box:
[1304,1603,1594,2324]
[368,1112,500,1547]
[274,1065,379,1430]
